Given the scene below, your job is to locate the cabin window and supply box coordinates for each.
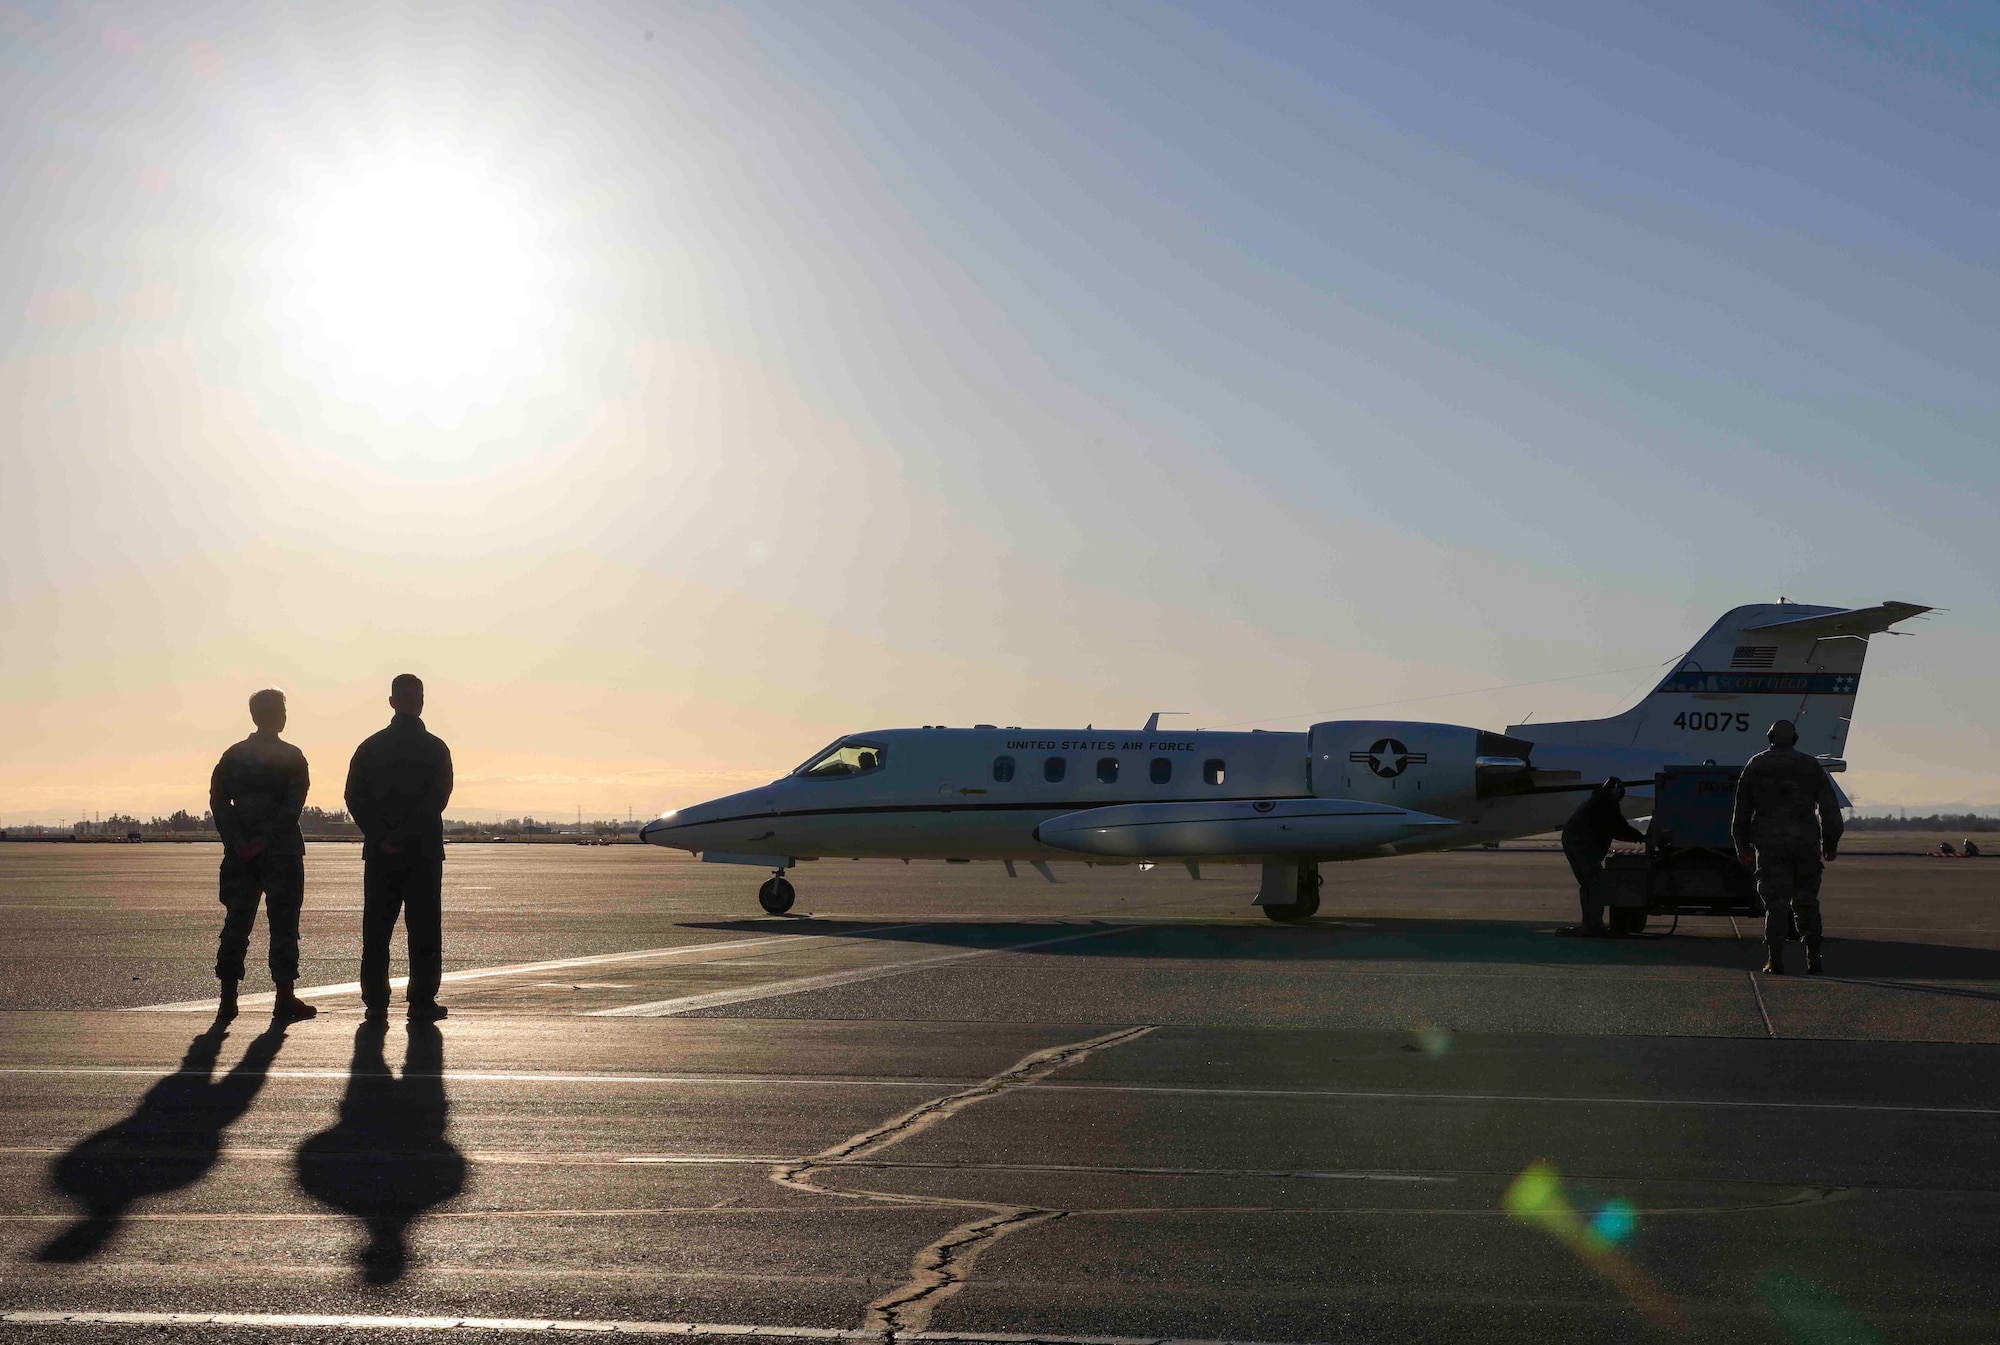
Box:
[1203,758,1225,785]
[1097,757,1119,784]
[1150,757,1172,784]
[794,739,889,779]
[992,755,1016,783]
[1043,756,1066,783]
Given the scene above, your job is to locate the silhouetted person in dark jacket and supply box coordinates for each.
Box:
[1561,777,1646,936]
[344,674,453,1022]
[210,688,316,1023]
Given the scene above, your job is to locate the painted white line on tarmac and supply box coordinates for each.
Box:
[1,1061,1990,1119]
[591,925,1136,1017]
[0,1068,962,1088]
[0,1309,1300,1344]
[1039,1082,2000,1116]
[0,1145,1453,1184]
[128,929,921,1013]
[3,1065,1994,1118]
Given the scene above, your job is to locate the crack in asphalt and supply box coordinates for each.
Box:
[768,1025,1157,1336]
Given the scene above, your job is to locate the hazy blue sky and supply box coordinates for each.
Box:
[2,1,1994,821]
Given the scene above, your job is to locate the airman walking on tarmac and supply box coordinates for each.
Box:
[1731,719,1843,976]
[210,689,318,1023]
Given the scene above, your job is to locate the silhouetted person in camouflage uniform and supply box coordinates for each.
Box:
[209,688,316,1023]
[344,674,454,1022]
[1732,719,1843,976]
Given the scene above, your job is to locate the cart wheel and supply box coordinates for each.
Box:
[1609,907,1648,937]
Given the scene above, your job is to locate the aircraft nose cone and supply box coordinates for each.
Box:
[642,805,713,849]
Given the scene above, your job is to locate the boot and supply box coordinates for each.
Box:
[1761,940,1785,975]
[1804,941,1824,977]
[216,979,239,1023]
[272,981,318,1022]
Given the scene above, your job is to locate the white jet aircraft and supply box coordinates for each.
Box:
[643,601,1927,919]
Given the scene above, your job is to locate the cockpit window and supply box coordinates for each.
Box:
[794,738,888,779]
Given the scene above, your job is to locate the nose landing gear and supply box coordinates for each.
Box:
[758,869,797,915]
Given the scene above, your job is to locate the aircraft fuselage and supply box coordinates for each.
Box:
[643,725,1623,865]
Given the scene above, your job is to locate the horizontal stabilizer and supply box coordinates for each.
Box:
[1742,601,1930,640]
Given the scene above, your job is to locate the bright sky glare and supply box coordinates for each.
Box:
[0,1,1995,823]
[272,152,551,424]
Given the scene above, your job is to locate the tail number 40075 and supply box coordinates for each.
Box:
[1674,711,1751,732]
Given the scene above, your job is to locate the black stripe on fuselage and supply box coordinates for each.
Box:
[645,795,1317,836]
[643,785,1621,840]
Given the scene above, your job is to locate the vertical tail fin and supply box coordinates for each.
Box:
[1513,601,1928,764]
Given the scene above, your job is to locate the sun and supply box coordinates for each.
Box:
[272,153,551,425]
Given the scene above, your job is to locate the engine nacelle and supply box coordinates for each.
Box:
[1307,720,1542,816]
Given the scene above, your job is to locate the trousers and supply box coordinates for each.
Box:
[216,852,305,983]
[1563,839,1610,930]
[360,856,444,1011]
[1756,847,1824,945]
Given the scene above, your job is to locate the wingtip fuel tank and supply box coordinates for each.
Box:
[1034,798,1460,859]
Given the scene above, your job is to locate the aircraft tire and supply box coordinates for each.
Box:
[1263,883,1321,923]
[758,877,796,915]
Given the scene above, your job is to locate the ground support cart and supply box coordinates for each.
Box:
[1592,765,1766,937]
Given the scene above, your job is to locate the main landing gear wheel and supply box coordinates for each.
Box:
[758,876,796,915]
[1264,870,1323,923]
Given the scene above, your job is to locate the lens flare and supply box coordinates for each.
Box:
[1589,1198,1637,1248]
[1414,1025,1452,1057]
[1504,1161,1680,1326]
[1759,1273,1885,1344]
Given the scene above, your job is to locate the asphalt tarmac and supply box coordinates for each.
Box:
[3,843,1998,1343]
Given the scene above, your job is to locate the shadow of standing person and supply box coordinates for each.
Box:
[295,1020,465,1285]
[38,1023,290,1263]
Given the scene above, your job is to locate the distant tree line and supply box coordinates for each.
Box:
[442,817,639,836]
[301,807,360,835]
[46,808,364,836]
[10,809,641,839]
[1846,813,1999,832]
